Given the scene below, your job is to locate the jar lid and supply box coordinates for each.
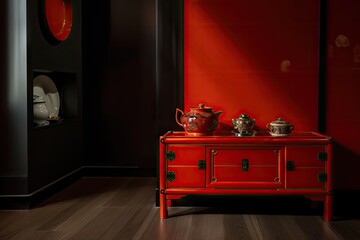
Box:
[270,118,291,125]
[33,95,45,103]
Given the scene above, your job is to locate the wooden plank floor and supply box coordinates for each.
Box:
[1,177,359,240]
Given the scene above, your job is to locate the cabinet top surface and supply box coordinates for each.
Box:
[160,131,331,144]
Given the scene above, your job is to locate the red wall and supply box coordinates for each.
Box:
[326,0,360,189]
[184,0,320,132]
[184,0,360,190]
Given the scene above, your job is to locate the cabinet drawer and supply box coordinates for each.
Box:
[207,146,283,188]
[286,146,327,167]
[166,145,205,165]
[214,165,278,182]
[211,147,280,165]
[167,166,205,188]
[286,167,326,189]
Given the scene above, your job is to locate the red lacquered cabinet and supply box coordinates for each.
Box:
[159,131,333,221]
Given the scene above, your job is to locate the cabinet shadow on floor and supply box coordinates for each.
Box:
[168,193,360,220]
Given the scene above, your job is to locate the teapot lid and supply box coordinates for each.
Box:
[237,113,252,120]
[190,103,213,112]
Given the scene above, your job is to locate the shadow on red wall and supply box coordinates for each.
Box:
[327,0,360,190]
[332,142,360,189]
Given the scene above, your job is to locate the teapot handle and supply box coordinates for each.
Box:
[290,125,295,131]
[175,108,184,127]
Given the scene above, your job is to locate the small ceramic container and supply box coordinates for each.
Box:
[267,118,294,136]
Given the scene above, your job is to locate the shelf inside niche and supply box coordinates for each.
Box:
[33,70,79,128]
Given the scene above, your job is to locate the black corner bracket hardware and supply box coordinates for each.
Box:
[318,152,328,161]
[318,172,327,182]
[166,151,176,161]
[166,171,176,182]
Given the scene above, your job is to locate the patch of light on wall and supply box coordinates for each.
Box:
[6,0,27,108]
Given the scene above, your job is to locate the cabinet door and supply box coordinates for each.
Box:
[206,146,284,189]
[285,145,327,189]
[166,145,205,188]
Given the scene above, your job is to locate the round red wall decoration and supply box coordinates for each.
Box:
[44,0,72,42]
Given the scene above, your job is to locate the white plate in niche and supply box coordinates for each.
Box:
[33,75,60,119]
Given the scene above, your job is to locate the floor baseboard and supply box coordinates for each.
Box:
[0,166,156,209]
[82,166,156,177]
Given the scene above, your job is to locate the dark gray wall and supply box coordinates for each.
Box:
[83,0,157,169]
[83,0,184,171]
[0,0,182,197]
[0,0,83,195]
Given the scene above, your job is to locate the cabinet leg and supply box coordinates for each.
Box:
[324,194,333,221]
[160,192,168,219]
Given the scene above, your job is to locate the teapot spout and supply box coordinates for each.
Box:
[214,111,222,118]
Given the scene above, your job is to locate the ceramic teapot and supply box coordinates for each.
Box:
[266,118,294,136]
[175,103,222,135]
[232,114,256,133]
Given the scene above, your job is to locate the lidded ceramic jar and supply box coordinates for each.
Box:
[175,103,222,136]
[33,95,49,125]
[232,114,256,133]
[267,118,294,136]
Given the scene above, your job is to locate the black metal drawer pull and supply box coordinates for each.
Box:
[287,161,295,171]
[242,159,249,172]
